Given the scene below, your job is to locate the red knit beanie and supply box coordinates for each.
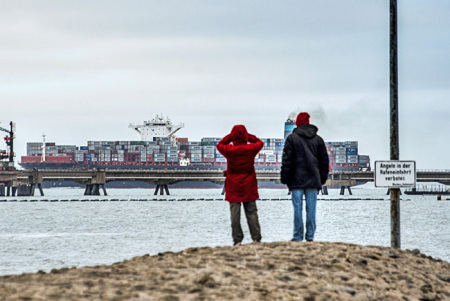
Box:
[295,112,310,126]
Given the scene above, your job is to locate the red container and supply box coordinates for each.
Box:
[45,156,71,163]
[21,156,42,163]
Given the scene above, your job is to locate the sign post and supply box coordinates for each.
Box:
[389,0,400,249]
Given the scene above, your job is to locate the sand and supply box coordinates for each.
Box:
[0,241,449,300]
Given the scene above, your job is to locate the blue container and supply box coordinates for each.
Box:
[346,148,358,155]
[80,146,88,150]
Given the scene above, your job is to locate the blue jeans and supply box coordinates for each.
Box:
[291,189,317,241]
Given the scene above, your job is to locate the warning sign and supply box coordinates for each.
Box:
[375,161,416,188]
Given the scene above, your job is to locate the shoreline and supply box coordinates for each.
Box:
[1,241,449,300]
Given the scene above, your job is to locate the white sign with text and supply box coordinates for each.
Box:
[375,161,416,188]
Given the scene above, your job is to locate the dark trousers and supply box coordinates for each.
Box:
[229,201,261,244]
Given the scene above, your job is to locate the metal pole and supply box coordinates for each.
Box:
[9,122,14,163]
[390,0,401,249]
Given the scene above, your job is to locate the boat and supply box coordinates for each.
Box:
[404,187,450,195]
[19,115,371,172]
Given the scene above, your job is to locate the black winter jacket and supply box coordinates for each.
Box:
[280,124,329,190]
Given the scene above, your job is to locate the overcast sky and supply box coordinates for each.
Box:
[1,1,449,169]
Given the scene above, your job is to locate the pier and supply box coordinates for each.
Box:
[1,169,450,197]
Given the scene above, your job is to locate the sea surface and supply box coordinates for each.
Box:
[0,183,449,276]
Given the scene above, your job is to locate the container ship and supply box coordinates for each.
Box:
[19,115,370,171]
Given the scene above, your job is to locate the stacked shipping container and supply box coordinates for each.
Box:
[21,139,370,171]
[325,141,371,171]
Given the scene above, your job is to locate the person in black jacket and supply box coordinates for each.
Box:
[281,112,329,242]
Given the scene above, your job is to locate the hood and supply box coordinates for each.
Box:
[230,125,249,145]
[293,124,318,139]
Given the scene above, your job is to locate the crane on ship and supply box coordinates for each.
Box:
[0,121,15,169]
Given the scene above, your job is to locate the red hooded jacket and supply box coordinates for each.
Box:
[216,125,264,203]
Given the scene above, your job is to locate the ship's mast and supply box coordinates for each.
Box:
[41,133,46,162]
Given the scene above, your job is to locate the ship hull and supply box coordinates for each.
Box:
[18,162,281,171]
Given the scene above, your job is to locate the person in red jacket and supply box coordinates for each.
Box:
[216,125,264,246]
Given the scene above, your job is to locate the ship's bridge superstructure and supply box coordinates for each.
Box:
[129,114,184,141]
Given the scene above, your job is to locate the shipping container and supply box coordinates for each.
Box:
[345,141,358,147]
[19,128,371,171]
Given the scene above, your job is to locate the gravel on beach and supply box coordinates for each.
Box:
[1,241,449,300]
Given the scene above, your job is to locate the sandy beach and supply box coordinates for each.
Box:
[0,241,449,300]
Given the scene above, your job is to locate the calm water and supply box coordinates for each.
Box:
[0,183,449,275]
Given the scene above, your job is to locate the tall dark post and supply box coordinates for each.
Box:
[9,122,14,163]
[390,0,401,249]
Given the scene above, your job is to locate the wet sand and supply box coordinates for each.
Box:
[1,241,449,300]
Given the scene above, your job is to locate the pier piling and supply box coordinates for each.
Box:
[84,184,93,195]
[339,186,352,195]
[101,184,107,196]
[37,184,44,196]
[154,184,170,195]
